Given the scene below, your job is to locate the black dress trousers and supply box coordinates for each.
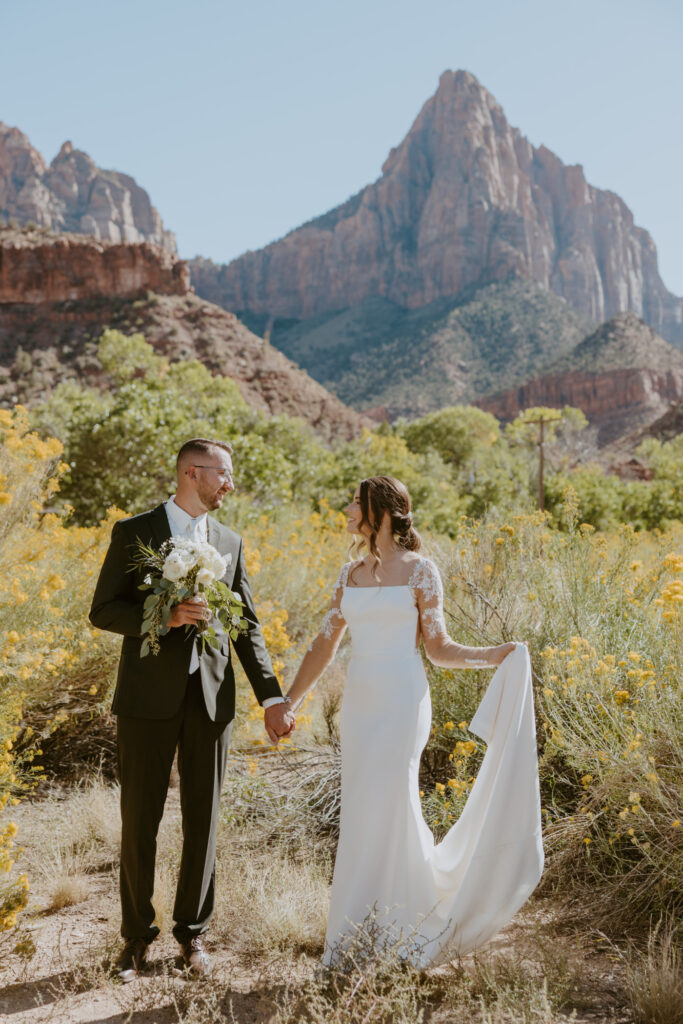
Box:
[116,670,233,942]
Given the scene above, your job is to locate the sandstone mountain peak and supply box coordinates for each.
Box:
[190,70,683,347]
[0,123,176,253]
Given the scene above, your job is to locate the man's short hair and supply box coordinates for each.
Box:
[176,438,233,472]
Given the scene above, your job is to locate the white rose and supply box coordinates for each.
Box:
[212,552,228,578]
[198,545,228,579]
[162,552,188,582]
[196,546,215,567]
[195,567,215,589]
[179,546,200,569]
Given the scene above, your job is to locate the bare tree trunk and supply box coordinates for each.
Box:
[538,418,545,511]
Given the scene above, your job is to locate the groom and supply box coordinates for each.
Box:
[89,438,295,980]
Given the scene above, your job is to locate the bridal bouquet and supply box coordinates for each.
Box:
[133,537,248,657]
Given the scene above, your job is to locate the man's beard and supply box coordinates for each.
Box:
[197,485,223,510]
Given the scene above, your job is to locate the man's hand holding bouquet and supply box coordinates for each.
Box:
[133,537,247,657]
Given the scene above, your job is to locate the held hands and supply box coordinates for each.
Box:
[264,703,296,745]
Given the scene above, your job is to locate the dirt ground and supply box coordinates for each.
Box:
[1,794,635,1024]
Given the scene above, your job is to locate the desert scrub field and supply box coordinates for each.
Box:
[0,403,681,1021]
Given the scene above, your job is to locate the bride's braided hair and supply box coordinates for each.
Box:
[350,476,421,582]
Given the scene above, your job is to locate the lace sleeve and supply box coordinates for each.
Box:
[409,557,447,642]
[410,556,498,669]
[309,563,349,651]
[285,563,349,709]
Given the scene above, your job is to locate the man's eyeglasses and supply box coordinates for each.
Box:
[189,465,234,484]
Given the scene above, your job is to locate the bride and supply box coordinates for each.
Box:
[285,476,544,967]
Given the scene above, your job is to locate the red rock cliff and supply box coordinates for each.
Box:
[476,314,683,444]
[0,230,189,302]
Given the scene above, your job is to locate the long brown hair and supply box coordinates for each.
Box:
[350,476,422,582]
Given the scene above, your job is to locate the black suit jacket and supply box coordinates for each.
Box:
[89,503,282,722]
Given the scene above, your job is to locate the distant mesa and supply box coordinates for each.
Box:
[476,313,683,445]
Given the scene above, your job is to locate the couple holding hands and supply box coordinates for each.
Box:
[91,437,543,981]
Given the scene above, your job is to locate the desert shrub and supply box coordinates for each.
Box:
[0,406,65,939]
[223,499,350,750]
[0,408,126,941]
[625,922,683,1024]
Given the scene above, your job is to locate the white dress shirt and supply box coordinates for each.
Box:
[164,496,283,708]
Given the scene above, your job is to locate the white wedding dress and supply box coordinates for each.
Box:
[309,557,544,968]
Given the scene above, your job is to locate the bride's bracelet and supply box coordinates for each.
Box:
[464,657,490,667]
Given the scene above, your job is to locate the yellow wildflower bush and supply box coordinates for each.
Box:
[0,409,122,942]
[230,500,350,751]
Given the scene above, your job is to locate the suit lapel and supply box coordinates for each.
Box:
[208,518,239,586]
[148,503,172,550]
[207,517,221,552]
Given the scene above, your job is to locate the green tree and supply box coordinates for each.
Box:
[506,406,589,510]
[634,435,683,527]
[399,406,529,517]
[324,428,465,535]
[33,332,331,523]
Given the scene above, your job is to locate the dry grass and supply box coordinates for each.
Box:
[626,924,683,1024]
[213,843,330,957]
[0,775,636,1024]
[47,873,90,911]
[19,779,121,886]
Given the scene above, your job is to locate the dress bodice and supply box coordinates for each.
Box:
[341,585,419,657]
[310,557,447,664]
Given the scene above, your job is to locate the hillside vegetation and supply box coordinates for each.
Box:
[249,280,591,418]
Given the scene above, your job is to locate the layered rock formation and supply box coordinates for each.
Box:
[0,231,367,440]
[0,125,176,252]
[190,70,683,347]
[0,227,188,303]
[476,314,683,444]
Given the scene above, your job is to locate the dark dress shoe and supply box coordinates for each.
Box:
[114,937,149,983]
[179,935,211,976]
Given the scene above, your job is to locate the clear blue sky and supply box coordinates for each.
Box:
[2,0,682,294]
